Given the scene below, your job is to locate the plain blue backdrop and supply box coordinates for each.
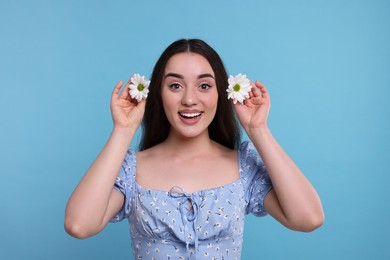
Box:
[1,0,389,259]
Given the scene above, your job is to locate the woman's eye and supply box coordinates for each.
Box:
[169,83,182,90]
[199,84,211,90]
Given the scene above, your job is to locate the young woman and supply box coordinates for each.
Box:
[65,39,324,259]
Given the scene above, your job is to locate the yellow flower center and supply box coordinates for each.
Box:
[137,84,144,91]
[233,83,240,92]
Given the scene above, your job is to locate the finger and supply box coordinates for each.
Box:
[111,81,123,102]
[250,96,262,105]
[251,82,262,97]
[248,81,255,98]
[256,80,270,98]
[119,76,134,100]
[249,84,254,98]
[255,80,266,90]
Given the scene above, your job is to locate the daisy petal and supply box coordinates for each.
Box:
[129,73,151,101]
[226,73,252,104]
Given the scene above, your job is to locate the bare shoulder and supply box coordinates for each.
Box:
[135,144,168,187]
[136,143,165,162]
[211,141,238,161]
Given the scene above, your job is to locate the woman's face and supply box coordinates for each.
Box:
[161,52,218,139]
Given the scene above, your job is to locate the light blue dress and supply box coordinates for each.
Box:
[111,141,273,259]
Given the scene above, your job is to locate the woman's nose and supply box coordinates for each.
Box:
[181,88,197,106]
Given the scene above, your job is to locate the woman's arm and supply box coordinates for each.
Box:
[250,126,324,232]
[235,81,324,232]
[65,79,145,239]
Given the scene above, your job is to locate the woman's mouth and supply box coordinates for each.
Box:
[179,112,202,118]
[178,111,203,125]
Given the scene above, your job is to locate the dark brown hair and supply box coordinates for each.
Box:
[139,39,241,150]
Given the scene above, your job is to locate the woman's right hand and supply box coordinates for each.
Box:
[110,77,146,130]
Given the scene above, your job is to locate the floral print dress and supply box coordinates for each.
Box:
[111,141,273,259]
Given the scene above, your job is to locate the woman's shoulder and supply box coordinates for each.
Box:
[237,140,266,174]
[136,143,164,162]
[122,148,137,167]
[238,140,251,151]
[237,140,257,158]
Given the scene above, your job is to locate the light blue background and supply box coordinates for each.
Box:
[1,0,389,259]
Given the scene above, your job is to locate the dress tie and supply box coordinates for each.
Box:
[169,186,200,259]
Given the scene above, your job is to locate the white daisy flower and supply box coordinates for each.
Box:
[226,73,252,104]
[129,74,150,102]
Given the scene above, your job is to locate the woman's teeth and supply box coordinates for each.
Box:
[180,112,201,118]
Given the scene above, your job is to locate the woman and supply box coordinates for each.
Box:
[65,39,324,259]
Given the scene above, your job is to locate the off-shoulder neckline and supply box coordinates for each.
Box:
[131,142,248,196]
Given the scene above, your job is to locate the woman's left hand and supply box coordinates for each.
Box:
[234,80,271,135]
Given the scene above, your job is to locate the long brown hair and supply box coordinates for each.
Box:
[139,39,241,150]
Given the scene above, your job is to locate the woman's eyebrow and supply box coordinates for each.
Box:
[164,73,215,80]
[164,73,184,79]
[198,73,215,79]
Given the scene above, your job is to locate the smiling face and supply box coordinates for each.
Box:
[161,52,218,139]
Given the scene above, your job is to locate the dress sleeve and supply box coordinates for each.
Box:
[110,149,136,223]
[239,141,273,217]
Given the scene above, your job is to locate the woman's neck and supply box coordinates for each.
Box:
[160,130,217,158]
